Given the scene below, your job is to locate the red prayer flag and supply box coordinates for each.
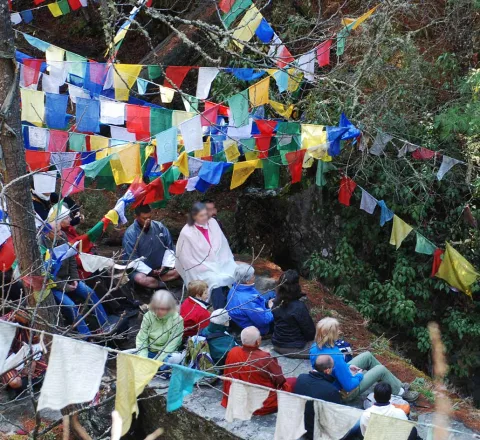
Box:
[316,40,333,67]
[205,100,229,117]
[200,105,219,127]
[431,248,444,277]
[0,238,16,271]
[276,46,295,68]
[33,0,45,5]
[338,176,357,206]
[254,135,272,159]
[285,149,306,184]
[48,130,69,153]
[169,179,188,195]
[127,176,147,201]
[133,177,164,207]
[256,120,278,136]
[25,150,51,172]
[126,104,151,140]
[61,167,85,197]
[163,66,191,89]
[67,0,82,10]
[412,147,436,160]
[23,59,43,87]
[219,0,235,13]
[146,0,152,6]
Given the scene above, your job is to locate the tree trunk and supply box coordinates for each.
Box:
[0,0,57,324]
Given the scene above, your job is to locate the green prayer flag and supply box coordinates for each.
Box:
[69,133,86,152]
[239,138,256,155]
[96,176,116,191]
[151,108,173,136]
[87,220,105,243]
[161,166,181,201]
[415,233,437,255]
[262,159,280,189]
[277,122,301,136]
[223,0,252,28]
[57,0,70,14]
[65,52,87,79]
[213,151,226,162]
[148,65,162,80]
[315,160,337,187]
[228,90,249,128]
[279,145,298,165]
[81,154,115,178]
[182,95,199,112]
[336,23,355,56]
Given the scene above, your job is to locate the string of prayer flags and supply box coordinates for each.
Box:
[167,365,212,412]
[61,167,85,197]
[274,392,307,440]
[360,189,377,214]
[156,127,178,165]
[222,0,252,28]
[437,155,462,180]
[230,160,258,189]
[389,215,413,249]
[113,64,142,101]
[377,200,394,226]
[179,115,203,152]
[316,39,333,67]
[38,335,107,411]
[232,5,263,50]
[47,0,70,17]
[286,149,306,184]
[228,91,250,127]
[21,89,45,124]
[315,160,336,187]
[436,243,479,297]
[196,67,220,99]
[338,176,357,206]
[76,97,100,133]
[415,233,436,256]
[115,353,162,436]
[0,321,17,374]
[370,132,393,156]
[412,147,436,160]
[262,159,280,189]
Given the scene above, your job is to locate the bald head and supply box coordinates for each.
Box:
[241,326,261,347]
[314,355,334,373]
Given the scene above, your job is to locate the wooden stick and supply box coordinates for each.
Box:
[62,415,70,440]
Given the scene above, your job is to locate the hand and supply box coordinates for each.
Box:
[66,281,78,292]
[268,299,274,309]
[349,365,363,375]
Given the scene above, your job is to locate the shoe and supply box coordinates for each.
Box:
[400,383,419,402]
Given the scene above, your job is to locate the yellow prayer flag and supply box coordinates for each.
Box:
[224,140,240,162]
[172,111,195,127]
[266,69,278,77]
[389,215,413,250]
[287,68,303,92]
[195,138,211,158]
[104,209,119,226]
[114,64,142,101]
[114,25,130,45]
[343,5,378,31]
[232,5,263,50]
[115,353,162,436]
[145,143,155,159]
[21,89,45,125]
[174,151,189,176]
[46,45,65,63]
[245,150,259,161]
[436,242,479,297]
[110,144,141,184]
[301,124,327,149]
[341,18,356,27]
[159,85,175,104]
[268,100,294,119]
[230,160,258,189]
[249,76,270,107]
[47,3,62,17]
[321,154,333,162]
[307,144,330,160]
[89,136,110,160]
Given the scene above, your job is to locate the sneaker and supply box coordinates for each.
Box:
[400,383,419,402]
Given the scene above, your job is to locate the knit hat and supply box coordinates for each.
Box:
[47,203,71,224]
[210,309,230,326]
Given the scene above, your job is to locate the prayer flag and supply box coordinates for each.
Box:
[256,120,277,136]
[339,113,361,140]
[254,135,271,159]
[47,2,63,16]
[174,151,189,177]
[150,107,173,135]
[196,67,220,99]
[57,0,70,14]
[231,68,265,81]
[255,17,274,43]
[81,154,115,178]
[397,142,418,157]
[338,176,357,206]
[269,100,294,118]
[316,39,333,67]
[126,105,151,140]
[249,76,270,107]
[50,152,77,173]
[172,111,195,127]
[164,66,191,89]
[61,167,85,197]
[370,132,393,156]
[195,139,211,158]
[198,161,231,185]
[346,6,378,30]
[327,127,348,156]
[89,136,109,159]
[297,50,315,82]
[415,233,436,256]
[141,177,164,205]
[156,127,178,165]
[436,243,479,297]
[200,105,219,127]
[301,124,327,149]
[67,0,82,11]
[224,140,240,162]
[262,159,280,189]
[228,91,250,127]
[33,171,57,194]
[412,147,436,160]
[28,126,49,149]
[222,0,252,28]
[271,69,288,93]
[377,200,394,226]
[274,393,306,440]
[360,189,377,214]
[219,0,235,13]
[179,115,203,152]
[110,144,141,184]
[230,160,258,189]
[336,23,355,56]
[76,97,100,133]
[276,45,294,68]
[167,365,211,412]
[437,155,462,180]
[315,160,336,187]
[181,95,199,113]
[100,100,125,125]
[0,321,17,374]
[232,5,263,50]
[0,238,15,271]
[23,59,43,87]
[431,248,444,278]
[115,353,162,436]
[48,129,69,152]
[169,179,188,194]
[65,52,87,80]
[159,85,175,104]
[84,62,107,96]
[286,149,306,184]
[25,150,51,171]
[114,64,142,101]
[389,215,413,249]
[20,10,33,23]
[21,89,44,124]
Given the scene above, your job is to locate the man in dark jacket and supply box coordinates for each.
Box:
[201,308,237,366]
[294,355,342,439]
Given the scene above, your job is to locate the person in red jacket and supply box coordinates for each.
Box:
[180,280,211,338]
[221,326,296,415]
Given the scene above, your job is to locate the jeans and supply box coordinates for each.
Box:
[345,351,402,400]
[52,281,109,335]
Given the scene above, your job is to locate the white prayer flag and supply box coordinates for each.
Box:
[50,152,77,173]
[225,382,270,422]
[0,321,17,374]
[29,126,49,149]
[297,49,316,82]
[370,132,393,156]
[110,126,136,142]
[68,85,90,104]
[10,13,22,25]
[179,115,203,152]
[196,67,220,99]
[437,155,462,181]
[360,189,377,214]
[34,171,57,194]
[274,392,307,440]
[186,176,199,191]
[41,74,60,94]
[100,99,125,125]
[159,85,175,103]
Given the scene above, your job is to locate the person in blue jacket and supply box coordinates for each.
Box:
[226,264,274,335]
[309,317,419,402]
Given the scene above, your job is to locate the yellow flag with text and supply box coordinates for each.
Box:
[110,144,141,184]
[249,76,270,107]
[231,160,259,189]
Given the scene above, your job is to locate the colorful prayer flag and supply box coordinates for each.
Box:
[389,215,413,249]
[338,176,357,206]
[230,160,258,189]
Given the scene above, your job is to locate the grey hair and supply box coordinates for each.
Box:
[234,263,255,284]
[241,326,261,346]
[149,289,177,311]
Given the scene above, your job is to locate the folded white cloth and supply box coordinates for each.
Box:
[38,335,107,411]
[314,400,363,440]
[274,392,307,440]
[225,381,270,422]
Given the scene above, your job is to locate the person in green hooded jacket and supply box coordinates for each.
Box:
[136,290,184,363]
[201,308,237,367]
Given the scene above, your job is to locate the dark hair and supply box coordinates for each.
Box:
[134,204,151,216]
[187,202,207,226]
[201,199,214,205]
[374,382,392,404]
[314,355,334,373]
[275,269,302,307]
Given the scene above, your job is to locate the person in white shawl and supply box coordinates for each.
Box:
[176,202,237,309]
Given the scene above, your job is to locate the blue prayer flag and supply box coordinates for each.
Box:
[255,18,274,43]
[326,127,348,156]
[45,93,69,130]
[76,97,100,133]
[194,177,210,193]
[84,63,107,97]
[22,125,30,149]
[23,34,50,52]
[198,161,231,185]
[230,68,266,82]
[69,74,84,87]
[273,70,289,93]
[20,10,33,24]
[378,200,394,226]
[339,113,361,140]
[80,151,96,165]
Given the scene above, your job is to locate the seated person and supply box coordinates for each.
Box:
[360,382,415,438]
[50,193,83,227]
[310,318,418,402]
[222,326,296,415]
[201,309,237,366]
[294,355,342,440]
[180,280,211,338]
[123,204,179,290]
[272,269,315,358]
[136,290,184,363]
[226,264,274,336]
[40,209,112,336]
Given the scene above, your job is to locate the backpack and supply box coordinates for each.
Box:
[335,339,353,362]
[183,335,217,381]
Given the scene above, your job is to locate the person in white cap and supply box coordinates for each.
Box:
[201,308,237,367]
